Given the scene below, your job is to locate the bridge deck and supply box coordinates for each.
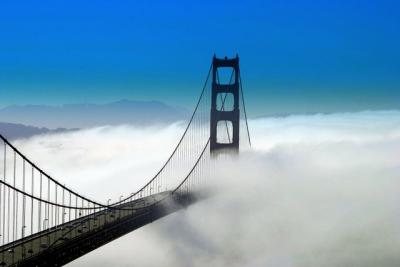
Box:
[0,191,195,267]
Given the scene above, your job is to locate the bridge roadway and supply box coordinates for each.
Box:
[0,191,196,267]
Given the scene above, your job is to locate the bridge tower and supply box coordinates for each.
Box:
[210,55,240,153]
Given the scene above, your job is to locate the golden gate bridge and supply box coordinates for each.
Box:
[0,55,251,266]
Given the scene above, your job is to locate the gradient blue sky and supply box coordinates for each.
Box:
[0,0,399,116]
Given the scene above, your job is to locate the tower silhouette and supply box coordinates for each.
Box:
[210,55,240,153]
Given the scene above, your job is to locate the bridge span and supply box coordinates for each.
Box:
[0,55,251,266]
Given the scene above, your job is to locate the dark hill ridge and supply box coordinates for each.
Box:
[0,122,75,140]
[0,100,189,128]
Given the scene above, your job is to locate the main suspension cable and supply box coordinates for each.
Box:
[239,73,252,147]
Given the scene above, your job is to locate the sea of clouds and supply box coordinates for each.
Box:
[11,110,400,267]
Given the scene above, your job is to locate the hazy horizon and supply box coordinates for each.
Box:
[1,98,400,128]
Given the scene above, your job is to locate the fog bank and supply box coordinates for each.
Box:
[10,110,400,266]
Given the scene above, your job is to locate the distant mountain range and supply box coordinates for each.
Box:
[0,100,189,128]
[0,122,75,140]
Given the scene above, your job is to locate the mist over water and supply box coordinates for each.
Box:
[11,111,400,266]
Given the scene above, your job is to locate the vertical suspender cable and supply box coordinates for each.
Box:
[22,160,26,240]
[12,151,16,243]
[31,166,34,237]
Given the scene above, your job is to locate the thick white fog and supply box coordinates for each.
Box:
[13,123,187,201]
[11,110,400,266]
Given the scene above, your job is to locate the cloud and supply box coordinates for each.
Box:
[9,110,400,266]
[12,122,187,201]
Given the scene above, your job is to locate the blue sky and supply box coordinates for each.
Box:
[0,0,399,116]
